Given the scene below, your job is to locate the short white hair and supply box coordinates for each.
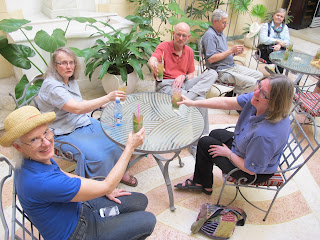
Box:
[211,9,228,23]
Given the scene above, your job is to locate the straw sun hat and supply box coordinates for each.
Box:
[0,106,56,147]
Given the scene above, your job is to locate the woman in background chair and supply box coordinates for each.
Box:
[38,47,137,186]
[259,8,290,73]
[175,75,294,195]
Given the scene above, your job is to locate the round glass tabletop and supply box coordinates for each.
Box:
[100,92,204,154]
[269,51,320,76]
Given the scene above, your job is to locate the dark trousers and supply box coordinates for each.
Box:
[193,129,273,188]
[260,47,284,73]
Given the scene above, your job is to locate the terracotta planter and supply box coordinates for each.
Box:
[101,71,139,94]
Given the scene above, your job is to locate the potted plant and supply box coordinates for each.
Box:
[0,18,73,104]
[71,17,160,94]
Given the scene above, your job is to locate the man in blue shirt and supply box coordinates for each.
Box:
[201,9,263,95]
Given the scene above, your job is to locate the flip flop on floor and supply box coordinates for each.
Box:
[174,179,212,195]
[120,174,138,187]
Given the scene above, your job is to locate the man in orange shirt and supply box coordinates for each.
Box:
[148,22,217,157]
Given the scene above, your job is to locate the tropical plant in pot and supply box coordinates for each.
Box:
[0,17,83,105]
[71,16,160,94]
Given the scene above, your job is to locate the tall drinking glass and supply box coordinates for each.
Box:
[133,113,143,133]
[172,87,182,111]
[157,60,164,81]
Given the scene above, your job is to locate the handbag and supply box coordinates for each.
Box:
[191,203,246,239]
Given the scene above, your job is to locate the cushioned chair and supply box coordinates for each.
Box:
[197,38,244,97]
[0,156,43,240]
[293,82,320,124]
[216,107,320,221]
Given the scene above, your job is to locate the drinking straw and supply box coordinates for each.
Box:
[137,103,140,129]
[162,51,164,64]
[178,76,183,89]
[114,75,121,87]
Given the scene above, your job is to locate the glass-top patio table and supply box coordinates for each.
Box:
[269,51,320,84]
[100,92,204,211]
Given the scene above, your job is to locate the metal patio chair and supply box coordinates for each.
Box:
[216,107,320,221]
[293,80,320,128]
[0,156,43,240]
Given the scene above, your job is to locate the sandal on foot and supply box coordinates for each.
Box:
[174,179,212,195]
[120,175,138,187]
[201,188,212,195]
[174,179,203,191]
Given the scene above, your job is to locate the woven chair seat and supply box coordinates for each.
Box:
[294,92,320,117]
[223,172,284,187]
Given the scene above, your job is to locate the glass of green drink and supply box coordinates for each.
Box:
[157,60,164,81]
[283,49,289,61]
[133,113,143,133]
[172,87,182,111]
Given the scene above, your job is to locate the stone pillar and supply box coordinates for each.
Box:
[42,0,79,18]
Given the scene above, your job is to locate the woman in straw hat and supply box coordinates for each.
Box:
[0,106,156,240]
[37,47,137,186]
[259,8,290,73]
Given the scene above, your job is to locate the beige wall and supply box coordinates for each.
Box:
[96,0,135,17]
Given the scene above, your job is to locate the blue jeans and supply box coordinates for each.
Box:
[55,117,122,178]
[68,192,156,240]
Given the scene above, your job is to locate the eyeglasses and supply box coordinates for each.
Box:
[175,33,189,39]
[220,20,228,25]
[56,61,76,67]
[256,80,270,100]
[20,128,54,148]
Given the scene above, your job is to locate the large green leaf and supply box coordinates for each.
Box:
[0,36,9,49]
[125,15,151,25]
[168,16,182,26]
[99,61,113,79]
[0,18,30,33]
[58,16,97,24]
[15,75,43,106]
[168,2,185,16]
[0,43,35,69]
[128,58,143,80]
[251,4,267,20]
[34,28,66,53]
[128,46,142,59]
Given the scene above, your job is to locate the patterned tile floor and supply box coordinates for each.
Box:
[1,29,320,239]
